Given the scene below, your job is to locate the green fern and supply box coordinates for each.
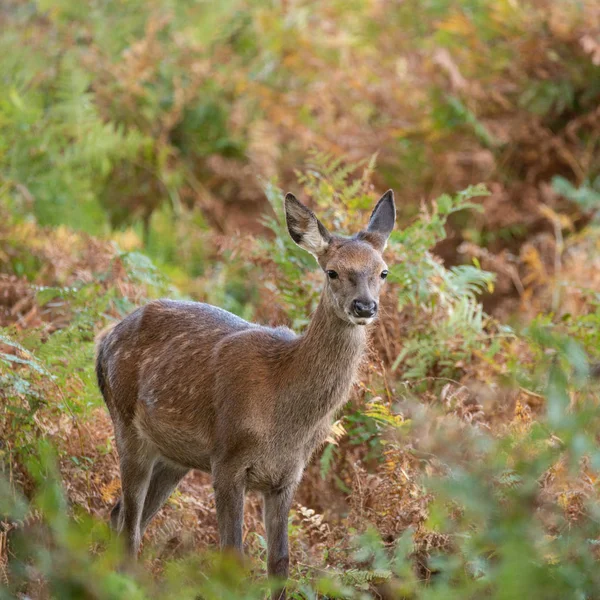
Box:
[342,568,392,590]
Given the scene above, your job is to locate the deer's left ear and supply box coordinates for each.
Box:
[364,190,395,251]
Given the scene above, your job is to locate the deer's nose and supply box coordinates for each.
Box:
[352,299,377,318]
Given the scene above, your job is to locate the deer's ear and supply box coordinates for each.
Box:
[285,193,331,257]
[365,190,396,251]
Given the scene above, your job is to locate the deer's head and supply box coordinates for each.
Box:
[285,190,396,326]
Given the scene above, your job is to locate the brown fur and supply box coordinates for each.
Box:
[96,190,396,599]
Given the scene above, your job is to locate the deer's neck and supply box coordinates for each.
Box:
[290,290,367,422]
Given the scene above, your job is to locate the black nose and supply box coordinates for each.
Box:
[352,299,377,318]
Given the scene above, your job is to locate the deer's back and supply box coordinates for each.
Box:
[98,299,253,436]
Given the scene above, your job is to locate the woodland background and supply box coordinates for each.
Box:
[2,0,600,598]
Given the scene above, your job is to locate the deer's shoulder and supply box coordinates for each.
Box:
[211,323,298,370]
[217,322,296,349]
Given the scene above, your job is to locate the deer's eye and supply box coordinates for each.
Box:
[380,270,389,280]
[326,270,339,280]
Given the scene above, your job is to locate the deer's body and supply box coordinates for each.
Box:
[96,191,395,598]
[98,296,365,485]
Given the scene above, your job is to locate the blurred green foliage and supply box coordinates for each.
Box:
[3,0,599,254]
[2,0,600,597]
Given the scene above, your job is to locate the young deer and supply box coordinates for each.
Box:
[96,190,395,598]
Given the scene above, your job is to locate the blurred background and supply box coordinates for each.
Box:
[2,0,599,311]
[2,1,600,598]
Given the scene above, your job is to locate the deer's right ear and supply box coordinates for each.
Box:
[285,193,331,257]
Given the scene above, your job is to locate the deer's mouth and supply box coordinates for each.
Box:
[347,315,375,326]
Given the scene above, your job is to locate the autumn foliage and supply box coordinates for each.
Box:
[2,0,600,598]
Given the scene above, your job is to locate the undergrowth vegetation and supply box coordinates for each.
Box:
[2,0,600,598]
[3,153,600,598]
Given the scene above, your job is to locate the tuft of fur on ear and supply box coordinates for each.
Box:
[284,193,331,257]
[361,189,396,251]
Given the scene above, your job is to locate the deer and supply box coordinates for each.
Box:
[95,189,396,598]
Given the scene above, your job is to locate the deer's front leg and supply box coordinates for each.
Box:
[213,463,246,552]
[264,484,296,600]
